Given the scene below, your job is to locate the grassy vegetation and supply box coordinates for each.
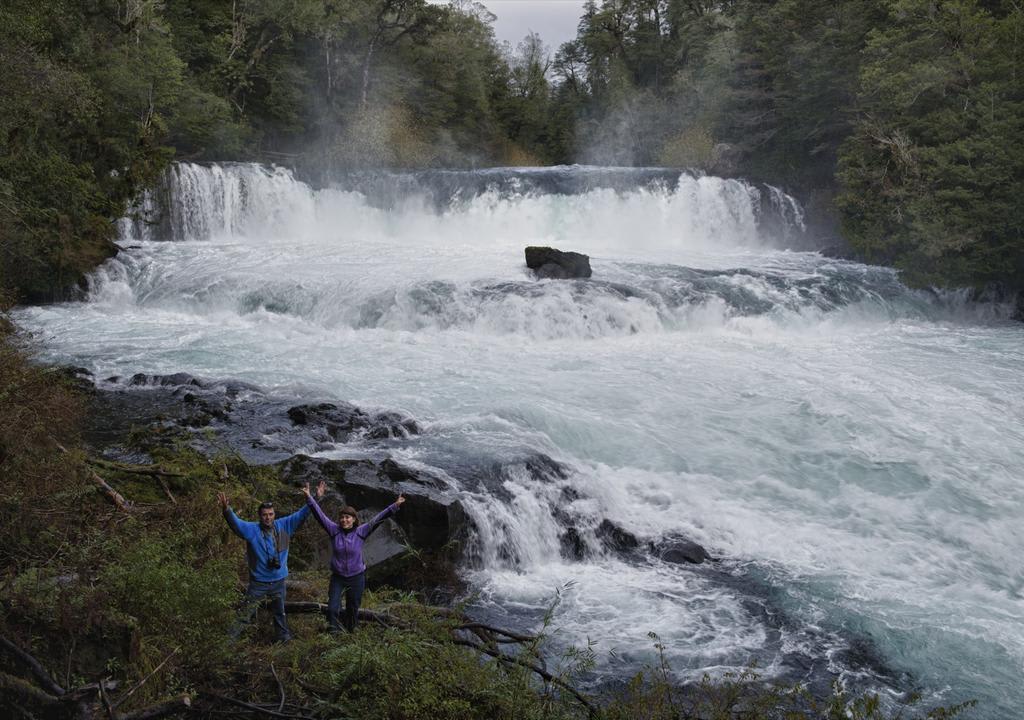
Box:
[0,305,976,720]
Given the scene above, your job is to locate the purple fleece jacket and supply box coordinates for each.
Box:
[307,495,399,577]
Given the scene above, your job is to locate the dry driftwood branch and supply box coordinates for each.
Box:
[453,622,537,643]
[0,633,66,696]
[99,675,118,720]
[269,662,285,713]
[89,471,132,512]
[52,445,131,511]
[158,477,177,504]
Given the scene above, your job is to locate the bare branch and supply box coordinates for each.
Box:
[451,638,596,717]
[200,691,314,720]
[112,647,180,711]
[269,663,284,713]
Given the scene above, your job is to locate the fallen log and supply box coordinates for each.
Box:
[86,458,185,478]
[0,634,66,696]
[90,471,132,512]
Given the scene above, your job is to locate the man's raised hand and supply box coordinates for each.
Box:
[217,491,229,509]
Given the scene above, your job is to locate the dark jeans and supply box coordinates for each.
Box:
[232,578,291,642]
[327,572,365,632]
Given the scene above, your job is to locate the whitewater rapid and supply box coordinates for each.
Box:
[15,163,1024,717]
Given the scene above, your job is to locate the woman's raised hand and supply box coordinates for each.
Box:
[316,480,326,499]
[302,482,312,498]
[396,494,406,506]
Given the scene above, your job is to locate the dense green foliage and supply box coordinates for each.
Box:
[0,0,548,301]
[540,0,1024,290]
[835,1,1024,288]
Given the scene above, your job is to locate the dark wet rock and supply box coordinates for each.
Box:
[380,458,445,488]
[128,372,204,387]
[380,458,417,483]
[525,246,592,279]
[523,452,570,480]
[278,455,469,553]
[559,527,590,561]
[819,242,856,260]
[366,411,419,439]
[652,535,711,565]
[57,366,96,394]
[361,522,417,590]
[83,372,429,465]
[596,519,640,554]
[559,486,582,503]
[207,378,263,398]
[287,402,344,427]
[287,402,418,443]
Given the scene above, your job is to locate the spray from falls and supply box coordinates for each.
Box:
[103,163,1007,336]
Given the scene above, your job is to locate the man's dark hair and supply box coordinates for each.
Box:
[258,502,274,512]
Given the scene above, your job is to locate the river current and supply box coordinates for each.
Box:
[14,163,1024,716]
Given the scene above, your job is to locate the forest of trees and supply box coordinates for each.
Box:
[1,0,1022,300]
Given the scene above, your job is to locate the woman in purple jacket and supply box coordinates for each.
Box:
[302,481,405,632]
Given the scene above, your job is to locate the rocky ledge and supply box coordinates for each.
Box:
[78,369,711,594]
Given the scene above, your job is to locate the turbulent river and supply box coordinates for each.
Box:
[14,163,1024,717]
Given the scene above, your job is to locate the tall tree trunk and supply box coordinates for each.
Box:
[361,35,378,109]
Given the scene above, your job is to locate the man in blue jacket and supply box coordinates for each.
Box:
[218,485,321,642]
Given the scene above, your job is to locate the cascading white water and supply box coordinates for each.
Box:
[15,162,1024,718]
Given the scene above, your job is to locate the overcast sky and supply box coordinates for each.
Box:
[469,1,587,51]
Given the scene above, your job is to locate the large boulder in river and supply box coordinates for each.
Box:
[287,402,418,442]
[525,246,592,279]
[651,535,711,565]
[278,455,469,553]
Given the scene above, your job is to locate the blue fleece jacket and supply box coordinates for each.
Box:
[223,504,311,582]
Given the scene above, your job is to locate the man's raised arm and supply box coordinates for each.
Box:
[218,491,252,539]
